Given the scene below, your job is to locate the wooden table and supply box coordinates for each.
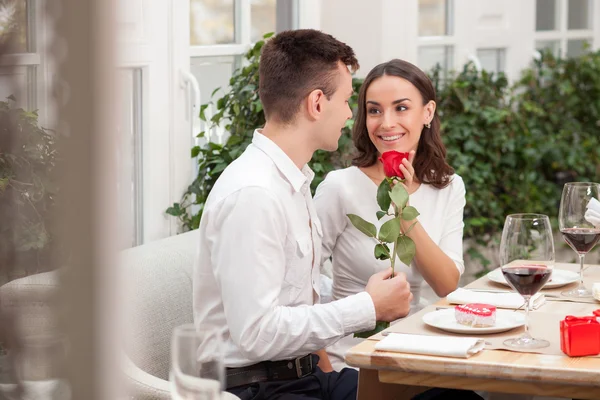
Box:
[346,263,600,399]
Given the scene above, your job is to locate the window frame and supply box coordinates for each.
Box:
[417,0,456,73]
[534,0,594,57]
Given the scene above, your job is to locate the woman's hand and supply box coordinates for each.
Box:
[398,150,417,195]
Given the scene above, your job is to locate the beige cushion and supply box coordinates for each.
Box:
[121,230,199,381]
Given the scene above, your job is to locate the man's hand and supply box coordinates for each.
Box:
[365,268,413,321]
[314,348,333,372]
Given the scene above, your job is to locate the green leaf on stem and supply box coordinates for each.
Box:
[378,217,401,243]
[396,235,416,266]
[376,179,392,211]
[376,211,387,220]
[347,214,377,238]
[404,221,418,235]
[353,321,390,338]
[401,206,420,221]
[374,243,390,260]
[389,184,409,210]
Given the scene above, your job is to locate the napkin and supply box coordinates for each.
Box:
[374,333,485,358]
[593,282,600,301]
[447,288,546,310]
[586,198,600,227]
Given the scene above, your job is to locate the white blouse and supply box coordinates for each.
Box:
[314,166,466,370]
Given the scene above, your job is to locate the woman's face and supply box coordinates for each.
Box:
[365,74,435,155]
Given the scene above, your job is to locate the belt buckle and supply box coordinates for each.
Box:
[294,355,313,378]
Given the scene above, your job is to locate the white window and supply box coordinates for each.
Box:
[476,48,506,75]
[189,0,295,144]
[0,0,49,124]
[417,0,455,74]
[116,68,144,248]
[535,0,594,58]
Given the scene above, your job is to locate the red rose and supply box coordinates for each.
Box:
[379,151,410,179]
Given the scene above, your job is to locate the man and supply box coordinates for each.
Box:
[193,29,412,400]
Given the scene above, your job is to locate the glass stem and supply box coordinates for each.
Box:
[523,295,531,339]
[579,253,585,290]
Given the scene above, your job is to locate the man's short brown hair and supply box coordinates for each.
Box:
[259,29,359,124]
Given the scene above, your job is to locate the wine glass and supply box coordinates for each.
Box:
[559,182,600,298]
[500,214,555,350]
[170,324,224,400]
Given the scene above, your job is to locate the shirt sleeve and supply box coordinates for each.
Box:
[438,175,466,275]
[206,186,376,362]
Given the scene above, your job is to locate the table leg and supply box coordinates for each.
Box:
[357,368,428,400]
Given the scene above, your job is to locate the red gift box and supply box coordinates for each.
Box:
[560,315,600,357]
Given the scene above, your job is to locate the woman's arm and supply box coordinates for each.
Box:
[400,176,466,297]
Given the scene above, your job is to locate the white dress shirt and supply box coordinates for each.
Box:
[193,131,376,368]
[314,166,466,370]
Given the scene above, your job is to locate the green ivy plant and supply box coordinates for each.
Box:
[0,96,59,279]
[167,33,361,228]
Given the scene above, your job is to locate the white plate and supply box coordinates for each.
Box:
[422,308,525,334]
[486,268,578,289]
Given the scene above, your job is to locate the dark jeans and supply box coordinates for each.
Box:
[227,365,483,400]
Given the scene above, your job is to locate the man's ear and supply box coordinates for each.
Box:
[306,89,325,121]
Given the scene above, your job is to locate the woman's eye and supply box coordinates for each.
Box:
[367,108,380,114]
[396,105,407,112]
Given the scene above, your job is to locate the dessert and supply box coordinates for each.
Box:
[455,303,496,327]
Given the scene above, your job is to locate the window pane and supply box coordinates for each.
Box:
[419,0,452,37]
[116,69,144,248]
[0,0,28,52]
[251,0,276,43]
[418,46,453,73]
[568,0,591,30]
[190,55,242,143]
[476,48,506,74]
[190,0,235,45]
[566,39,589,58]
[536,40,561,56]
[536,0,558,31]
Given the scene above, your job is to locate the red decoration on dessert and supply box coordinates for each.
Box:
[455,303,497,327]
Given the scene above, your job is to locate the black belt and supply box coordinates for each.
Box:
[225,354,316,389]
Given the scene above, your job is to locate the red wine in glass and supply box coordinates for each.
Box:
[560,228,600,254]
[502,265,552,296]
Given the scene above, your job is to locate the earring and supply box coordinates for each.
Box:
[424,122,431,129]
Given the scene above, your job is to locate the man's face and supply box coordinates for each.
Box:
[317,62,354,152]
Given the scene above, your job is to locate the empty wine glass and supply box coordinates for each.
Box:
[170,324,224,400]
[559,182,600,298]
[500,214,555,350]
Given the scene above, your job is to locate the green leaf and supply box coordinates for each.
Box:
[199,104,209,121]
[263,32,275,39]
[196,131,205,138]
[389,184,409,210]
[378,217,401,243]
[396,235,416,266]
[376,211,387,220]
[374,243,390,260]
[376,179,391,211]
[401,206,420,221]
[191,146,201,158]
[347,214,377,238]
[353,321,390,338]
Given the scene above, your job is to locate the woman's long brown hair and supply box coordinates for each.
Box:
[352,59,454,189]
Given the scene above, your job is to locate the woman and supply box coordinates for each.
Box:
[315,59,466,371]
